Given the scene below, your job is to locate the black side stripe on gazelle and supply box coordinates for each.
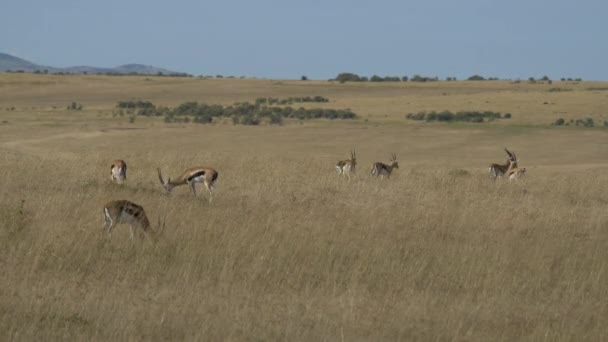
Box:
[187,170,206,182]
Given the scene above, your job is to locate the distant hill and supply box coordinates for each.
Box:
[0,52,186,75]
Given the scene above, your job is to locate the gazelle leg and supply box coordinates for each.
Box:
[191,182,197,196]
[129,225,135,240]
[106,221,115,238]
[205,181,214,203]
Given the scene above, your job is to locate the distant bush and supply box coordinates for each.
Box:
[575,118,594,127]
[503,113,512,119]
[117,100,155,109]
[67,102,83,110]
[162,100,357,125]
[560,117,596,127]
[553,118,565,126]
[113,96,354,125]
[255,96,329,105]
[405,110,506,123]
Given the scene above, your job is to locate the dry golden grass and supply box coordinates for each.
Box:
[1,74,608,340]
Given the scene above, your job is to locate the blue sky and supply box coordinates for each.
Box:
[1,0,606,80]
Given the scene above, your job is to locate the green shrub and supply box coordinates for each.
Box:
[405,110,505,123]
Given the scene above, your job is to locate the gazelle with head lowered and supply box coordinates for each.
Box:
[336,150,357,179]
[489,148,518,180]
[110,160,127,184]
[508,167,526,181]
[371,153,399,179]
[103,200,165,241]
[157,166,219,202]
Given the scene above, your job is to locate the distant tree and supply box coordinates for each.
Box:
[301,75,308,81]
[410,75,437,82]
[402,76,408,82]
[370,75,383,82]
[335,72,363,83]
[467,75,485,81]
[384,76,401,82]
[541,75,550,81]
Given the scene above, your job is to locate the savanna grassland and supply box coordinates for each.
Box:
[1,74,608,341]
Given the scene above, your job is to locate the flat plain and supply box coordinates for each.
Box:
[1,74,608,340]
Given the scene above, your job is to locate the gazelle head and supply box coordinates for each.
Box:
[111,160,127,184]
[390,153,399,169]
[157,168,175,193]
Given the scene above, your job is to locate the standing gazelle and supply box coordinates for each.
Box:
[103,200,164,240]
[489,148,517,180]
[336,150,357,179]
[157,166,219,202]
[371,153,399,179]
[110,160,127,184]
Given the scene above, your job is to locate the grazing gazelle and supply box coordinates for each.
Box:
[336,150,357,179]
[157,166,219,202]
[371,153,399,179]
[489,148,518,180]
[110,160,127,184]
[103,200,164,240]
[508,167,526,181]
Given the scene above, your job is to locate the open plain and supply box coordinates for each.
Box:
[1,74,608,340]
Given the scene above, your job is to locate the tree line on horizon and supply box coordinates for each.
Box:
[330,73,583,83]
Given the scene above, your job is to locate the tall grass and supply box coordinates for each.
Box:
[1,150,607,340]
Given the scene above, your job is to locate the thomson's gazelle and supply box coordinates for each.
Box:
[371,153,399,179]
[157,166,219,202]
[110,160,127,184]
[508,167,526,181]
[103,200,162,240]
[489,149,517,180]
[336,150,357,179]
